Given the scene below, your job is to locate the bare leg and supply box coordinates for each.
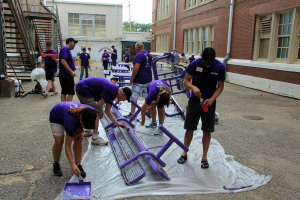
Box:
[46,80,52,93]
[202,131,211,160]
[66,94,74,101]
[182,130,194,156]
[52,135,64,163]
[61,94,67,102]
[151,105,157,122]
[93,115,100,136]
[157,107,165,125]
[130,100,137,115]
[73,137,82,165]
[52,80,56,91]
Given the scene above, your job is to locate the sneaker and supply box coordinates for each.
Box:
[77,164,86,178]
[201,159,209,169]
[51,91,58,96]
[53,162,62,176]
[177,155,187,164]
[145,121,157,128]
[91,137,109,145]
[41,92,48,98]
[124,112,133,118]
[84,131,99,137]
[154,129,163,136]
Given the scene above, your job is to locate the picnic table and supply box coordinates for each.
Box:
[111,66,130,73]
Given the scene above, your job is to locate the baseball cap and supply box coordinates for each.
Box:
[173,49,177,51]
[81,108,96,129]
[201,47,216,66]
[46,42,52,46]
[110,77,119,81]
[66,38,78,44]
[82,47,86,51]
[121,87,132,102]
[157,93,170,108]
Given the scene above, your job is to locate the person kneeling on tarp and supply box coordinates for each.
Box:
[140,80,171,135]
[50,102,96,177]
[75,77,132,145]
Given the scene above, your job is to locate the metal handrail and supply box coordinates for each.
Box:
[22,4,57,14]
[0,0,7,75]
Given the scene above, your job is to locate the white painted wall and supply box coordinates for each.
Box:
[227,72,300,99]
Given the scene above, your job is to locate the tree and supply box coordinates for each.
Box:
[123,21,152,32]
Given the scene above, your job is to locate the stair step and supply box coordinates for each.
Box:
[7,63,31,66]
[5,37,22,39]
[4,13,13,16]
[6,42,24,45]
[5,26,18,29]
[5,32,19,34]
[4,20,15,23]
[6,47,25,49]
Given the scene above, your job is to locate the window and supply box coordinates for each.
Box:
[157,0,170,21]
[254,8,300,63]
[184,25,214,55]
[186,0,214,10]
[156,33,169,52]
[68,13,106,37]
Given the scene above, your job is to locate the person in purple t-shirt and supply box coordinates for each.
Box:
[75,77,132,145]
[39,42,59,98]
[79,48,90,81]
[109,45,117,66]
[124,42,152,118]
[177,47,225,169]
[59,38,78,102]
[124,49,130,63]
[50,101,96,177]
[140,80,171,135]
[102,50,110,70]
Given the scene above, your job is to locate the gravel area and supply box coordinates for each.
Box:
[0,62,299,199]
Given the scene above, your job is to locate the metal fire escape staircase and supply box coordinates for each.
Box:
[2,0,37,79]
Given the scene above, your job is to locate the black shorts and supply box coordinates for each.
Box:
[45,71,56,82]
[184,99,216,132]
[59,73,75,95]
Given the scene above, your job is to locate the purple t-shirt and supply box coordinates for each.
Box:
[145,80,169,105]
[133,50,152,84]
[124,52,130,63]
[49,102,93,137]
[102,53,110,63]
[43,50,58,72]
[111,49,117,60]
[75,77,119,104]
[80,53,90,66]
[59,46,75,75]
[186,58,225,101]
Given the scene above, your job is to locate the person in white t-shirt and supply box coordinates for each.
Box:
[181,53,189,63]
[87,47,92,71]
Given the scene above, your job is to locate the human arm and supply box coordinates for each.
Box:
[95,98,106,119]
[51,57,59,63]
[61,58,76,77]
[65,132,81,175]
[38,58,45,68]
[183,73,201,99]
[104,103,126,128]
[205,81,224,106]
[130,63,141,83]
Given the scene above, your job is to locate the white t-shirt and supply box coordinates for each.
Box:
[87,50,91,58]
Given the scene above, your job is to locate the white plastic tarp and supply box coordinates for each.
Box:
[56,101,271,200]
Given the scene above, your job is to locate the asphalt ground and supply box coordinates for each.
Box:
[0,62,299,199]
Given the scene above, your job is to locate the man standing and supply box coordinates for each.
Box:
[59,38,78,102]
[102,50,110,70]
[87,47,92,71]
[124,49,130,63]
[171,49,179,71]
[124,42,152,118]
[177,47,225,169]
[75,77,132,145]
[40,42,59,98]
[110,45,117,66]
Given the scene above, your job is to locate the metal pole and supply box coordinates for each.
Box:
[0,1,6,75]
[115,5,117,46]
[51,18,54,44]
[173,0,177,50]
[54,22,58,51]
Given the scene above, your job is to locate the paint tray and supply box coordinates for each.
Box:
[61,178,92,200]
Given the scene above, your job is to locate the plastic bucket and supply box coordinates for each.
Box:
[14,80,21,93]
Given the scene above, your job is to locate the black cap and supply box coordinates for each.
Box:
[122,87,132,102]
[46,42,52,46]
[201,47,216,66]
[157,93,170,108]
[110,77,119,81]
[66,38,78,44]
[82,47,86,51]
[81,108,96,129]
[111,45,115,48]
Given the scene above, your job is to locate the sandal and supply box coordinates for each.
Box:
[201,159,209,169]
[177,155,187,164]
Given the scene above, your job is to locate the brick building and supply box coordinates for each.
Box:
[151,0,300,99]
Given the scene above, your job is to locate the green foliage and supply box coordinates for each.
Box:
[123,21,152,32]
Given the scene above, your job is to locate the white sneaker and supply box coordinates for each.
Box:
[41,92,48,98]
[51,91,58,96]
[91,137,109,145]
[84,130,99,137]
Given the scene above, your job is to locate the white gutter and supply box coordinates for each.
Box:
[115,5,118,46]
[173,0,178,50]
[223,0,234,69]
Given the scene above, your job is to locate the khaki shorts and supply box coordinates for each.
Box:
[51,123,65,136]
[131,83,149,100]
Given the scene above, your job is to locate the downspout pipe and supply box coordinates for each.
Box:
[223,0,234,70]
[173,0,178,50]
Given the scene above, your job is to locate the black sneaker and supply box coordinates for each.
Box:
[53,162,62,176]
[77,164,86,178]
[201,159,209,169]
[124,112,133,118]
